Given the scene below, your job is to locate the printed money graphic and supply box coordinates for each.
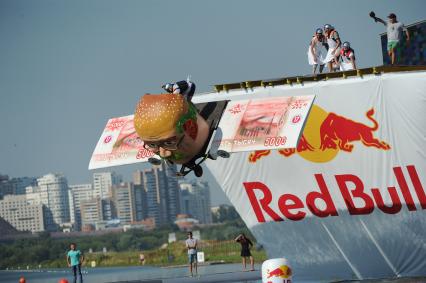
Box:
[213,95,315,152]
[89,115,155,170]
[89,95,315,169]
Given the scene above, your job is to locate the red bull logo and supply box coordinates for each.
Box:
[266,265,292,279]
[249,105,391,163]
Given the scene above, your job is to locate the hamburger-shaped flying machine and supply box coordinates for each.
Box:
[89,79,315,177]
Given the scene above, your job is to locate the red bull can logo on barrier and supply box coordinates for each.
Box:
[249,105,390,163]
[262,258,292,283]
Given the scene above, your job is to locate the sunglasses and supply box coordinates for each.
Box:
[143,135,184,151]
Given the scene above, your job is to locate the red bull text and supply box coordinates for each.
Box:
[244,165,425,222]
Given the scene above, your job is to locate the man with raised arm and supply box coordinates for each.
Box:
[371,12,410,65]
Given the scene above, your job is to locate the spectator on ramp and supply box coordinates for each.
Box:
[370,12,410,65]
[307,28,328,74]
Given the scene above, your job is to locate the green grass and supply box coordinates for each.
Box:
[43,240,267,268]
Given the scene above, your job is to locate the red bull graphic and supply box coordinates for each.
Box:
[266,265,292,279]
[244,165,426,223]
[262,258,293,283]
[249,105,390,163]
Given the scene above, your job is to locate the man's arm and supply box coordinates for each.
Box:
[310,38,317,61]
[332,32,341,55]
[374,17,386,25]
[405,28,410,43]
[351,57,357,70]
[234,234,242,242]
[66,255,71,267]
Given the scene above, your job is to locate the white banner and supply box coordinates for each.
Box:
[196,71,426,281]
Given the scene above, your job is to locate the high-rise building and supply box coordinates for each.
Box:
[36,173,70,230]
[133,170,148,222]
[93,172,122,199]
[111,182,135,225]
[0,175,37,198]
[0,174,13,199]
[143,169,161,225]
[179,180,212,224]
[68,184,93,231]
[134,184,147,221]
[142,164,180,226]
[10,177,37,195]
[163,164,181,223]
[80,197,103,226]
[0,195,45,232]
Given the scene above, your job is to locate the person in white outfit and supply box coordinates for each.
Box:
[323,24,341,72]
[338,42,356,71]
[307,28,328,74]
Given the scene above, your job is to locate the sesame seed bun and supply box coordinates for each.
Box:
[134,93,188,140]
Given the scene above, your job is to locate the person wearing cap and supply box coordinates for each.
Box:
[371,12,410,65]
[323,24,341,72]
[134,93,210,165]
[307,28,328,74]
[338,42,357,71]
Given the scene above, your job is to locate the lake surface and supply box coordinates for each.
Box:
[0,264,266,283]
[3,265,420,283]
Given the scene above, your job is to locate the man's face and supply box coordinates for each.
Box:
[187,233,192,238]
[143,131,185,158]
[389,17,396,23]
[70,244,76,250]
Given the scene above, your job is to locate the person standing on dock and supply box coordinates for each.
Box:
[235,233,255,271]
[185,231,198,277]
[66,243,84,283]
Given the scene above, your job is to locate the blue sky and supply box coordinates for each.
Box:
[0,0,425,205]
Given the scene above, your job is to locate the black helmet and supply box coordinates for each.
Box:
[324,24,333,31]
[316,28,323,34]
[343,41,351,49]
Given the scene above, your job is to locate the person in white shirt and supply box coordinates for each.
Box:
[371,12,410,65]
[338,42,357,71]
[185,231,198,277]
[307,28,328,74]
[323,24,342,72]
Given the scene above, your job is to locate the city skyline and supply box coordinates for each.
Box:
[1,166,215,234]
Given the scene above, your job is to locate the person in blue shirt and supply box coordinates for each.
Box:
[66,243,84,283]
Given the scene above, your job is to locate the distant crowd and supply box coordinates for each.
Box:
[307,12,410,74]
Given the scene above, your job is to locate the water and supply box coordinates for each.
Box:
[0,264,264,283]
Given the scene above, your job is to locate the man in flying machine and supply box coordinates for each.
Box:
[133,92,211,175]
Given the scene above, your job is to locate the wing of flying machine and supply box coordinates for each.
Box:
[88,81,315,177]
